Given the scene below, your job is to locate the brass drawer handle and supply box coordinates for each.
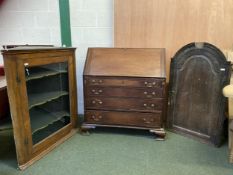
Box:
[147,83,153,87]
[91,79,103,84]
[91,89,103,95]
[91,99,103,105]
[144,81,157,87]
[144,91,156,97]
[143,103,156,108]
[143,118,154,124]
[91,115,102,121]
[144,81,163,87]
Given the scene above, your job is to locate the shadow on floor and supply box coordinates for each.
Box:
[0,130,18,169]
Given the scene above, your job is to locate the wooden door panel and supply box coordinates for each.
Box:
[168,43,230,146]
[173,56,220,136]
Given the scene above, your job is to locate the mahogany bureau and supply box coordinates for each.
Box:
[82,48,166,139]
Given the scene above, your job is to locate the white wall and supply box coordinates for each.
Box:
[0,0,113,114]
[0,0,61,65]
[70,0,113,114]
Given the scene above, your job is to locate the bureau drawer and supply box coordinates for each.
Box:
[84,110,162,128]
[84,76,165,88]
[85,86,164,98]
[85,97,163,112]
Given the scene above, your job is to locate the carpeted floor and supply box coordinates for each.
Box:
[0,127,233,175]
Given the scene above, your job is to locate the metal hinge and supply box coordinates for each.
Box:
[220,68,226,71]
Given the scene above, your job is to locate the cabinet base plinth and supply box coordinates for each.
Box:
[81,123,166,140]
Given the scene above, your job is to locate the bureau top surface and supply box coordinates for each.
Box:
[84,48,166,78]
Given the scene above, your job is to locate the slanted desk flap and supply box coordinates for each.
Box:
[84,48,166,78]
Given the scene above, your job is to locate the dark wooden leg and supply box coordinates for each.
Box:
[229,125,233,163]
[80,124,96,135]
[229,120,233,163]
[230,135,233,163]
[230,152,233,163]
[150,128,166,140]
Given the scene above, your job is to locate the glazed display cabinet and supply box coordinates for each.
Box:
[2,47,77,170]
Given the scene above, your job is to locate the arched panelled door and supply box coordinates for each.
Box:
[167,42,231,146]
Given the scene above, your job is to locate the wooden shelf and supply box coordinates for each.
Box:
[30,108,70,134]
[26,68,67,81]
[28,91,69,109]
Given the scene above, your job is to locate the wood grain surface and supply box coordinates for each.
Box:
[84,48,166,77]
[2,48,78,169]
[114,0,233,78]
[83,48,167,139]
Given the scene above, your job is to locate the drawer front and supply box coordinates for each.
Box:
[85,86,164,98]
[84,76,165,88]
[85,97,163,112]
[85,110,162,128]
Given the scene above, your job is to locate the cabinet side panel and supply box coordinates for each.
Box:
[68,52,78,127]
[3,56,30,165]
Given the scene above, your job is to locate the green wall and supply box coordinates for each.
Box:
[59,0,72,47]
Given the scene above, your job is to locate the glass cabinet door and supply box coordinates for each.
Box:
[24,62,70,145]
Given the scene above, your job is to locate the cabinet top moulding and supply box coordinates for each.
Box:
[1,47,76,55]
[84,48,166,78]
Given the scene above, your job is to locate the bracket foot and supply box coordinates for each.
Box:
[150,128,166,140]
